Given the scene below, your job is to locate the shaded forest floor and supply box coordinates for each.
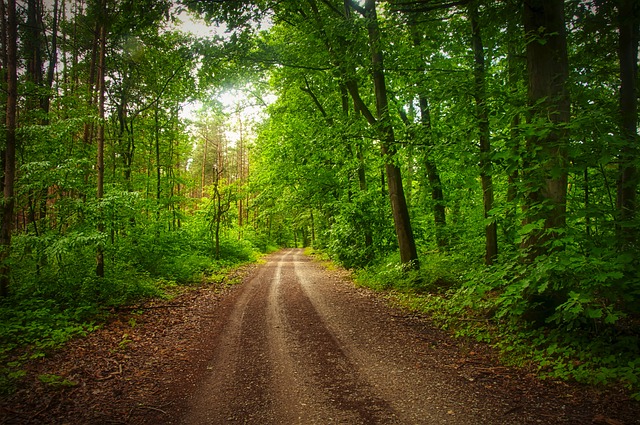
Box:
[1,254,639,424]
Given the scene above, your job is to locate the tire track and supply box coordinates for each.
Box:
[182,249,512,424]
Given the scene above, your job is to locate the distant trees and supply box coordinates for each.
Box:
[0,0,206,300]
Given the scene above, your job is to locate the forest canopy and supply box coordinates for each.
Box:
[0,0,639,397]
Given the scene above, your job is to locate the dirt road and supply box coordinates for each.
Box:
[3,249,637,424]
[178,249,635,424]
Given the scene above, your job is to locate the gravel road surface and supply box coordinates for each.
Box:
[179,249,632,424]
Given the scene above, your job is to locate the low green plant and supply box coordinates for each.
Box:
[38,373,77,388]
[353,244,640,400]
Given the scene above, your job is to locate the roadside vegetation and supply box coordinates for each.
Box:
[354,250,640,400]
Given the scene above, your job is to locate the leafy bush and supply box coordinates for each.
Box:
[355,251,470,293]
[353,243,640,399]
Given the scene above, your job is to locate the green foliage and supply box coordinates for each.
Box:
[0,298,100,357]
[38,373,78,389]
[356,243,640,398]
[355,251,471,294]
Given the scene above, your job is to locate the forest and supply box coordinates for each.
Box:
[0,0,639,399]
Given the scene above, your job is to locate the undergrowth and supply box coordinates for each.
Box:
[354,250,640,401]
[0,226,266,396]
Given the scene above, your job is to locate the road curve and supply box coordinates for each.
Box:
[179,249,576,424]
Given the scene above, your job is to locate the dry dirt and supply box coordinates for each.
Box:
[1,248,639,424]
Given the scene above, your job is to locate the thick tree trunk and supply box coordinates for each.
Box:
[616,0,638,248]
[365,0,418,268]
[470,2,498,265]
[522,0,570,256]
[0,0,17,296]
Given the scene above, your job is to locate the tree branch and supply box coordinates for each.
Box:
[346,0,366,16]
[300,76,329,118]
[390,0,469,13]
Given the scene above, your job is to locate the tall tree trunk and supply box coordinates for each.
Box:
[83,19,100,146]
[155,106,161,210]
[43,0,59,119]
[311,0,417,266]
[470,2,498,265]
[616,0,638,248]
[364,0,418,269]
[417,97,447,250]
[26,0,43,99]
[201,136,208,197]
[342,83,373,250]
[96,13,107,278]
[522,0,570,256]
[506,0,523,243]
[0,0,8,196]
[406,14,448,250]
[0,0,18,296]
[237,113,244,229]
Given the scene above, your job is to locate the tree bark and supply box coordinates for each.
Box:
[43,0,59,118]
[522,0,570,256]
[616,0,638,248]
[0,0,8,196]
[505,0,523,243]
[0,0,18,296]
[417,97,447,250]
[470,2,498,265]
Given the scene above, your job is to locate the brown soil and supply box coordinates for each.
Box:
[1,249,639,424]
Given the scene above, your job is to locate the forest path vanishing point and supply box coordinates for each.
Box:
[2,249,639,424]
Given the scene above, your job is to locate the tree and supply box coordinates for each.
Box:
[521,0,570,256]
[0,0,18,296]
[469,1,497,265]
[616,0,638,248]
[361,0,418,268]
[96,0,107,277]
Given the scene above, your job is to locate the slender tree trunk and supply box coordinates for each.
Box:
[215,193,221,260]
[43,0,59,119]
[584,167,591,239]
[470,2,498,265]
[404,5,448,250]
[96,14,107,278]
[155,106,161,214]
[0,0,8,195]
[26,0,43,99]
[506,1,523,243]
[522,0,570,256]
[365,0,418,269]
[83,19,100,146]
[343,83,373,250]
[616,0,638,248]
[201,136,208,197]
[417,97,447,249]
[0,0,17,296]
